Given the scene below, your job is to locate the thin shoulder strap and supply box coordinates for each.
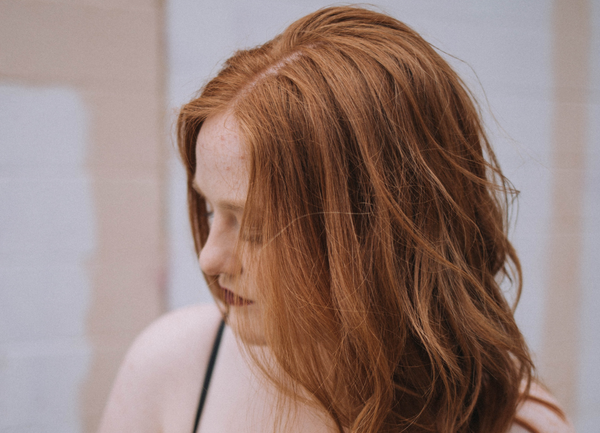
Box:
[192,318,226,433]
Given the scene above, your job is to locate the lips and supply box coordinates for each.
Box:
[221,287,254,306]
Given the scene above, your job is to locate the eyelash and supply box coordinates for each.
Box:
[200,199,261,244]
[205,204,214,225]
[240,228,262,244]
[200,198,214,226]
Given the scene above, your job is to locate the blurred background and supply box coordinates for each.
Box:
[0,0,598,432]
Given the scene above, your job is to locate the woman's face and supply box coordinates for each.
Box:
[194,110,264,344]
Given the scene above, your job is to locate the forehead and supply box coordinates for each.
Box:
[196,110,243,157]
[193,111,248,203]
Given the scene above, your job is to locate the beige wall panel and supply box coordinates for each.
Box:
[82,177,165,430]
[83,258,164,431]
[88,179,163,268]
[542,231,584,413]
[550,167,588,228]
[0,2,161,90]
[23,0,157,11]
[541,0,591,418]
[85,90,164,176]
[87,259,164,335]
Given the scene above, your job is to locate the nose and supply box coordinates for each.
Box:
[198,223,239,278]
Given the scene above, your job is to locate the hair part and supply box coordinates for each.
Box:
[178,6,536,433]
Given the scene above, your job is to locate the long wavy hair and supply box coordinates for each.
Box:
[178,6,540,432]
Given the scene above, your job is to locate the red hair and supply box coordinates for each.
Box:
[178,6,539,432]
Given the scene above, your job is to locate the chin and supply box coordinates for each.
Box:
[226,305,267,346]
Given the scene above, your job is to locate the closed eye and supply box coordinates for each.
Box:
[240,223,263,244]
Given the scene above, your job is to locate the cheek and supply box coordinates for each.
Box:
[237,248,261,295]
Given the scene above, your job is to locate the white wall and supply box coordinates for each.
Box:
[0,84,93,433]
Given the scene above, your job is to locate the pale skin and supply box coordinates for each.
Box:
[98,111,575,433]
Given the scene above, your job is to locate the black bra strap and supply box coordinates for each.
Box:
[193,318,226,433]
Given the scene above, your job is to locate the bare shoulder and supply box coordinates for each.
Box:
[133,303,223,359]
[98,303,223,433]
[511,382,576,433]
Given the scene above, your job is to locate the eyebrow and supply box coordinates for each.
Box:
[192,179,245,213]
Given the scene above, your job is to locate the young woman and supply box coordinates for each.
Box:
[99,6,575,433]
